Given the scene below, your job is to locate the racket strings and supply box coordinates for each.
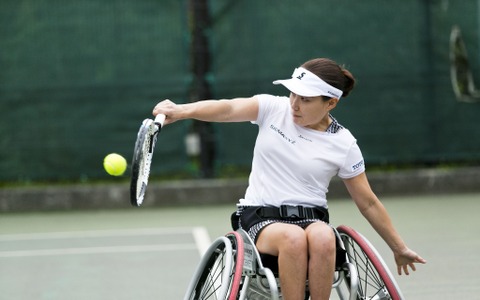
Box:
[135,122,159,204]
[131,117,163,206]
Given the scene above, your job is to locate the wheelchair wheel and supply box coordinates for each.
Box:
[225,231,244,299]
[184,232,244,300]
[337,225,404,300]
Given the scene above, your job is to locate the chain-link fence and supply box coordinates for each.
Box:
[1,0,479,183]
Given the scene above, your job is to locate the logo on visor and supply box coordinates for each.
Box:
[296,72,306,80]
[327,90,339,98]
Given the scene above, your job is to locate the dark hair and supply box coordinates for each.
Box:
[301,58,356,98]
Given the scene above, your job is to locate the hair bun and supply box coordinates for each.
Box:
[341,68,356,98]
[301,58,356,99]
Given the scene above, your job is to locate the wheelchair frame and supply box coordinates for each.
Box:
[184,225,404,300]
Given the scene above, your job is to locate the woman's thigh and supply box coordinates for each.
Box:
[255,222,308,256]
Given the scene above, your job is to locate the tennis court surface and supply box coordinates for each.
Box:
[1,193,479,299]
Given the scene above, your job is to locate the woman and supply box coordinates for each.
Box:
[153,58,426,300]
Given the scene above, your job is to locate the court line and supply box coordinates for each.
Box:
[0,244,197,258]
[0,227,211,258]
[0,227,195,241]
[192,226,211,256]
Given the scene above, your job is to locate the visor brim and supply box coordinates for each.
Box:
[273,79,331,97]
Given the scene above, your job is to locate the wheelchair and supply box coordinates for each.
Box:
[184,224,404,300]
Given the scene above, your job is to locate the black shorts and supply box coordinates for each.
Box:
[231,205,329,243]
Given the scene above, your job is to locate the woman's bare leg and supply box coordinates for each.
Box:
[256,223,308,300]
[305,222,336,300]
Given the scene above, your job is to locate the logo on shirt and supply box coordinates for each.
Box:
[298,134,312,142]
[351,160,364,171]
[270,124,296,144]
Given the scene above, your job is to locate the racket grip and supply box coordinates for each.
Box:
[154,114,166,127]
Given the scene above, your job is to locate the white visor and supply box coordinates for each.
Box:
[273,67,343,99]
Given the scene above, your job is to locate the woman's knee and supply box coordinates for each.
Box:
[306,222,336,254]
[281,226,308,253]
[257,223,308,255]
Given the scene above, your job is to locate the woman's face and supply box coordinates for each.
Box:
[289,92,338,131]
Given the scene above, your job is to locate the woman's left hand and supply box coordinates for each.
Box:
[394,248,426,275]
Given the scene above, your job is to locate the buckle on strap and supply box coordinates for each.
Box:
[256,205,328,221]
[280,205,305,219]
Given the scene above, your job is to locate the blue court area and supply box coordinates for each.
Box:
[1,193,479,299]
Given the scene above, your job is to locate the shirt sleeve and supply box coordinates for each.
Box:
[253,94,286,126]
[338,141,365,179]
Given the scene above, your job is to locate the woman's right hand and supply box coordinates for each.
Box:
[152,99,183,125]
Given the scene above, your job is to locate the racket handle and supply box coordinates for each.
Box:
[154,114,166,127]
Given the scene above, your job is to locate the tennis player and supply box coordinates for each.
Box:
[153,58,426,300]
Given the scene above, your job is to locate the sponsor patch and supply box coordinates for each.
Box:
[352,160,364,172]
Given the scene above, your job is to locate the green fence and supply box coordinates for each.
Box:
[1,0,479,183]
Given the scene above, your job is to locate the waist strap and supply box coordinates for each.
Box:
[257,205,329,222]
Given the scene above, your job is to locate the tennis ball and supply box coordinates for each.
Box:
[103,153,127,176]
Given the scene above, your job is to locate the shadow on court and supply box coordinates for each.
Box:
[1,193,479,299]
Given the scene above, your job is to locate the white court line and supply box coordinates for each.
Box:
[0,227,195,241]
[0,244,197,258]
[191,226,211,257]
[0,227,210,258]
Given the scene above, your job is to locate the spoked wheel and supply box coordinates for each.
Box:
[337,225,404,300]
[184,232,244,300]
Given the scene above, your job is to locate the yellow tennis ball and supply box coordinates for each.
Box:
[103,153,127,176]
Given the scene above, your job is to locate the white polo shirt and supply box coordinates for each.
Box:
[239,94,365,208]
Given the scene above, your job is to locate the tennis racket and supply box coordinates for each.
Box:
[130,114,166,206]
